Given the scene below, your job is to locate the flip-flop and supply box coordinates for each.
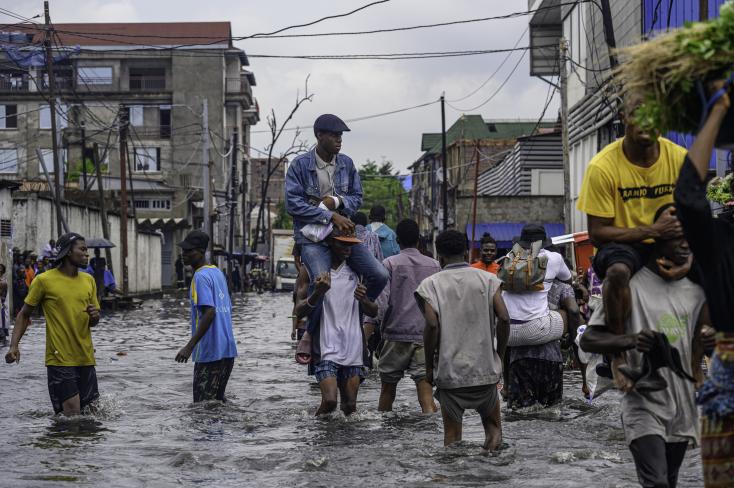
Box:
[295,331,312,365]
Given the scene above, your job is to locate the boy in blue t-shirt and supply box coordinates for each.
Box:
[175,230,238,402]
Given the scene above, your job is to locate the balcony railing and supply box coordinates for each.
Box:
[129,125,171,139]
[129,76,166,91]
[0,75,29,91]
[226,77,252,97]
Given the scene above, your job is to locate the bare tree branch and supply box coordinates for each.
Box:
[250,76,314,253]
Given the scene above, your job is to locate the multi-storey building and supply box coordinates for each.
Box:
[0,22,258,286]
[409,115,554,242]
[528,0,731,233]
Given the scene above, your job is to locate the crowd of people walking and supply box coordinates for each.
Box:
[3,96,734,487]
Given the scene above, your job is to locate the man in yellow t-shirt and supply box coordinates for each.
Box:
[576,95,689,390]
[5,233,101,415]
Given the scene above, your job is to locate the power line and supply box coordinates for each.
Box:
[446,48,528,112]
[0,7,41,24]
[250,99,439,134]
[246,0,391,38]
[41,2,586,43]
[246,45,552,61]
[446,26,527,103]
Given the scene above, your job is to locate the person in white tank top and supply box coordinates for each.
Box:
[294,227,378,416]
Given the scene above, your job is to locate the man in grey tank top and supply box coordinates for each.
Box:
[580,204,712,488]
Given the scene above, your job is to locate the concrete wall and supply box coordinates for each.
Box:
[11,195,162,294]
[455,195,565,230]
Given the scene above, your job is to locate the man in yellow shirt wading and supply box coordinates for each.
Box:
[5,233,101,416]
[576,95,690,390]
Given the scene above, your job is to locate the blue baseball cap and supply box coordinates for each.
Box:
[313,114,350,134]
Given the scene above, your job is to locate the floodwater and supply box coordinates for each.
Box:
[0,292,703,487]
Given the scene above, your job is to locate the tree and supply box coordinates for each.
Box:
[272,201,292,229]
[358,159,408,229]
[250,77,312,251]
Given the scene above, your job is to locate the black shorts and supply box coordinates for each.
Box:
[592,242,654,280]
[193,357,235,402]
[47,365,99,415]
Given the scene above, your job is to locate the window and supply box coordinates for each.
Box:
[151,199,171,210]
[129,67,165,90]
[0,219,11,238]
[77,66,112,85]
[130,198,170,210]
[133,146,160,172]
[39,149,67,174]
[159,105,171,138]
[0,105,17,129]
[128,105,143,126]
[0,148,17,173]
[39,104,68,129]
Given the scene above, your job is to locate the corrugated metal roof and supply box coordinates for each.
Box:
[466,222,565,247]
[421,133,441,151]
[486,121,555,140]
[477,131,562,196]
[19,22,233,47]
[424,116,555,155]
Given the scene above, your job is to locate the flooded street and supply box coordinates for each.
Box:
[0,292,703,487]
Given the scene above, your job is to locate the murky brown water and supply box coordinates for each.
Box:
[0,292,703,487]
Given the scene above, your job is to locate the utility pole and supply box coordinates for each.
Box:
[92,142,113,274]
[43,1,62,237]
[118,104,129,296]
[440,94,448,231]
[241,154,248,257]
[227,128,238,280]
[559,38,572,234]
[470,141,480,261]
[81,121,88,191]
[599,0,618,69]
[201,99,210,239]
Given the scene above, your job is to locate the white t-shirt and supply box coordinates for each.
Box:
[319,263,363,366]
[502,249,572,322]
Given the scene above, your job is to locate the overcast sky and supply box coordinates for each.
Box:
[9,0,559,173]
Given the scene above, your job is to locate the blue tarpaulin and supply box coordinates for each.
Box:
[465,223,565,249]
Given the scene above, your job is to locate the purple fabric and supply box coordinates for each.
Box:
[587,268,603,295]
[376,248,440,342]
[355,225,383,261]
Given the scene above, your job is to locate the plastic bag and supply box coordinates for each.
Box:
[575,324,614,402]
[300,202,334,242]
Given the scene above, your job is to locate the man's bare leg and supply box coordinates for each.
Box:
[440,404,462,446]
[481,400,502,451]
[338,375,361,416]
[378,382,397,412]
[415,379,437,413]
[61,394,81,416]
[316,377,338,416]
[603,262,634,391]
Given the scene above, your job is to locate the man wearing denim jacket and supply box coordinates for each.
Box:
[285,113,388,301]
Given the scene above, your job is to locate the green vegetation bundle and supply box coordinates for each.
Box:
[707,173,734,205]
[614,0,734,135]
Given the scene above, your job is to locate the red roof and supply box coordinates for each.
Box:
[14,22,232,48]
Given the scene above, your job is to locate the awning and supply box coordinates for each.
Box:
[465,222,565,248]
[137,218,190,230]
[551,231,590,245]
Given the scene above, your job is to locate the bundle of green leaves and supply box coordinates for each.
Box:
[614,0,734,134]
[706,173,734,205]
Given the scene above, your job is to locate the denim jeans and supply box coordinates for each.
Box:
[301,241,388,301]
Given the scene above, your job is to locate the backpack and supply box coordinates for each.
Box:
[497,241,548,292]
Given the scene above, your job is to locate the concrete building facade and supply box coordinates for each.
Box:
[0,22,258,286]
